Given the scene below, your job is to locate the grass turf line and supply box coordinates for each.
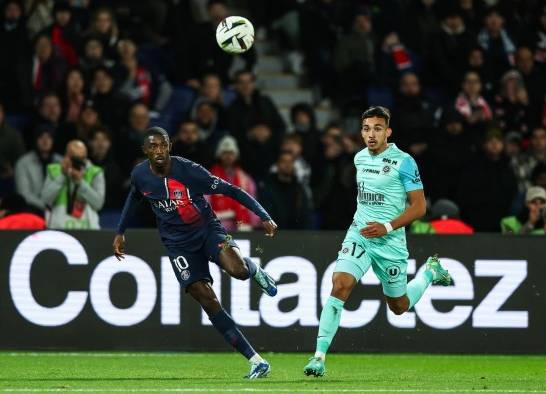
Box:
[0,352,544,393]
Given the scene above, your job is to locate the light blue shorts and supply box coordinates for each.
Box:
[334,226,409,297]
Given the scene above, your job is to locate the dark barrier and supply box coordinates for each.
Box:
[0,230,544,353]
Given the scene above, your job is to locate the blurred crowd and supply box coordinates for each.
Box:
[0,0,545,234]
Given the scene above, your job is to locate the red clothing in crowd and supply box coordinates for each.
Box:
[209,164,258,231]
[430,218,474,234]
[0,213,46,230]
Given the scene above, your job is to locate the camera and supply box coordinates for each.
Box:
[71,156,85,171]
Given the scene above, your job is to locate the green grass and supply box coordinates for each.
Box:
[0,352,544,393]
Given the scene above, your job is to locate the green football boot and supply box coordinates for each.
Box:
[303,356,325,377]
[426,254,452,286]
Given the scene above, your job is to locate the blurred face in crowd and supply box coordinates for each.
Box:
[459,0,472,10]
[323,125,343,140]
[85,39,103,60]
[462,71,482,97]
[35,35,52,62]
[293,110,311,132]
[93,69,113,94]
[361,116,391,153]
[67,69,85,95]
[219,150,237,168]
[208,3,229,25]
[399,73,420,97]
[277,152,295,178]
[235,72,255,98]
[281,138,303,158]
[117,39,137,60]
[353,14,372,34]
[40,95,62,123]
[248,124,271,144]
[516,47,534,75]
[95,10,113,34]
[504,139,521,158]
[323,135,343,159]
[177,122,199,144]
[195,103,216,126]
[531,128,546,153]
[485,11,504,35]
[484,136,504,157]
[444,14,464,31]
[36,132,54,155]
[4,2,22,22]
[201,75,221,101]
[80,106,99,128]
[468,48,484,67]
[129,104,150,132]
[89,130,111,160]
[526,197,546,215]
[55,10,71,26]
[446,120,463,135]
[65,140,87,162]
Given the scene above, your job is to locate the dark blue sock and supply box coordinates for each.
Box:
[244,257,257,278]
[210,309,256,360]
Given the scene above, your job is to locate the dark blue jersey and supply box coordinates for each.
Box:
[116,156,271,249]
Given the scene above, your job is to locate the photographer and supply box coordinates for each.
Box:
[501,186,546,235]
[40,140,105,229]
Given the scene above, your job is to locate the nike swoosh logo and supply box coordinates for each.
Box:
[143,191,152,196]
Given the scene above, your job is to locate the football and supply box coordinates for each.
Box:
[215,16,255,54]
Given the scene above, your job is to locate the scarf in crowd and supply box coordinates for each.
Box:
[478,28,515,65]
[455,93,493,120]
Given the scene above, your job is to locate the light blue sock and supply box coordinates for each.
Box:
[407,270,433,309]
[315,296,345,357]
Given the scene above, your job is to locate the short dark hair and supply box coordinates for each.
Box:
[143,127,170,145]
[234,69,255,82]
[361,106,391,127]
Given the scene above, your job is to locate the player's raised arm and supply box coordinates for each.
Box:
[113,184,142,260]
[191,163,277,237]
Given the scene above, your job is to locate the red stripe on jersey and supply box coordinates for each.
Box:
[167,178,201,223]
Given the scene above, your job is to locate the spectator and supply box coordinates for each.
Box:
[289,103,323,166]
[239,123,279,182]
[513,127,546,189]
[259,151,311,229]
[501,186,546,234]
[74,99,101,142]
[312,134,356,229]
[45,1,79,66]
[117,102,150,175]
[190,73,231,113]
[40,139,105,229]
[86,7,119,60]
[15,124,62,213]
[378,32,418,89]
[115,38,152,105]
[171,121,213,167]
[428,7,476,93]
[227,70,285,144]
[90,66,130,132]
[332,10,375,103]
[31,33,67,95]
[477,7,516,82]
[493,70,531,137]
[393,72,436,176]
[88,127,124,209]
[24,0,54,38]
[505,131,527,193]
[454,71,492,138]
[457,0,487,33]
[209,135,258,231]
[515,47,546,127]
[191,100,227,149]
[429,198,474,234]
[0,102,25,170]
[79,36,114,78]
[457,128,517,231]
[531,163,546,190]
[399,0,440,54]
[0,0,32,113]
[61,67,86,124]
[0,193,45,229]
[466,46,495,99]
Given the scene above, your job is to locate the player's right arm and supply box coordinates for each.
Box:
[113,178,142,260]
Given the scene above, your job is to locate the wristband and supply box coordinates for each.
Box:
[384,222,394,233]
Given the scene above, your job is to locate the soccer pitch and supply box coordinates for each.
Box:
[0,352,544,393]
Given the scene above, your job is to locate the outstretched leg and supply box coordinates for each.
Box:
[187,280,270,379]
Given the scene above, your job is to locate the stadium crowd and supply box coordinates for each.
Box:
[0,0,545,234]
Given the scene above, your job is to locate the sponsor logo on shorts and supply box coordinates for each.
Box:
[386,265,400,279]
[180,270,190,281]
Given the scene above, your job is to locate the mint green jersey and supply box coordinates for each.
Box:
[353,143,423,247]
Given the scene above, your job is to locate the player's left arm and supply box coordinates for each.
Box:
[191,163,277,236]
[361,156,426,238]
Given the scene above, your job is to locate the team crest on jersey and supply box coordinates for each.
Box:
[180,269,190,281]
[174,189,182,199]
[382,165,391,174]
[342,247,349,254]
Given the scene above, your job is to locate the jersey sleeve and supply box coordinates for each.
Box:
[190,163,272,221]
[116,172,143,234]
[399,156,424,192]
